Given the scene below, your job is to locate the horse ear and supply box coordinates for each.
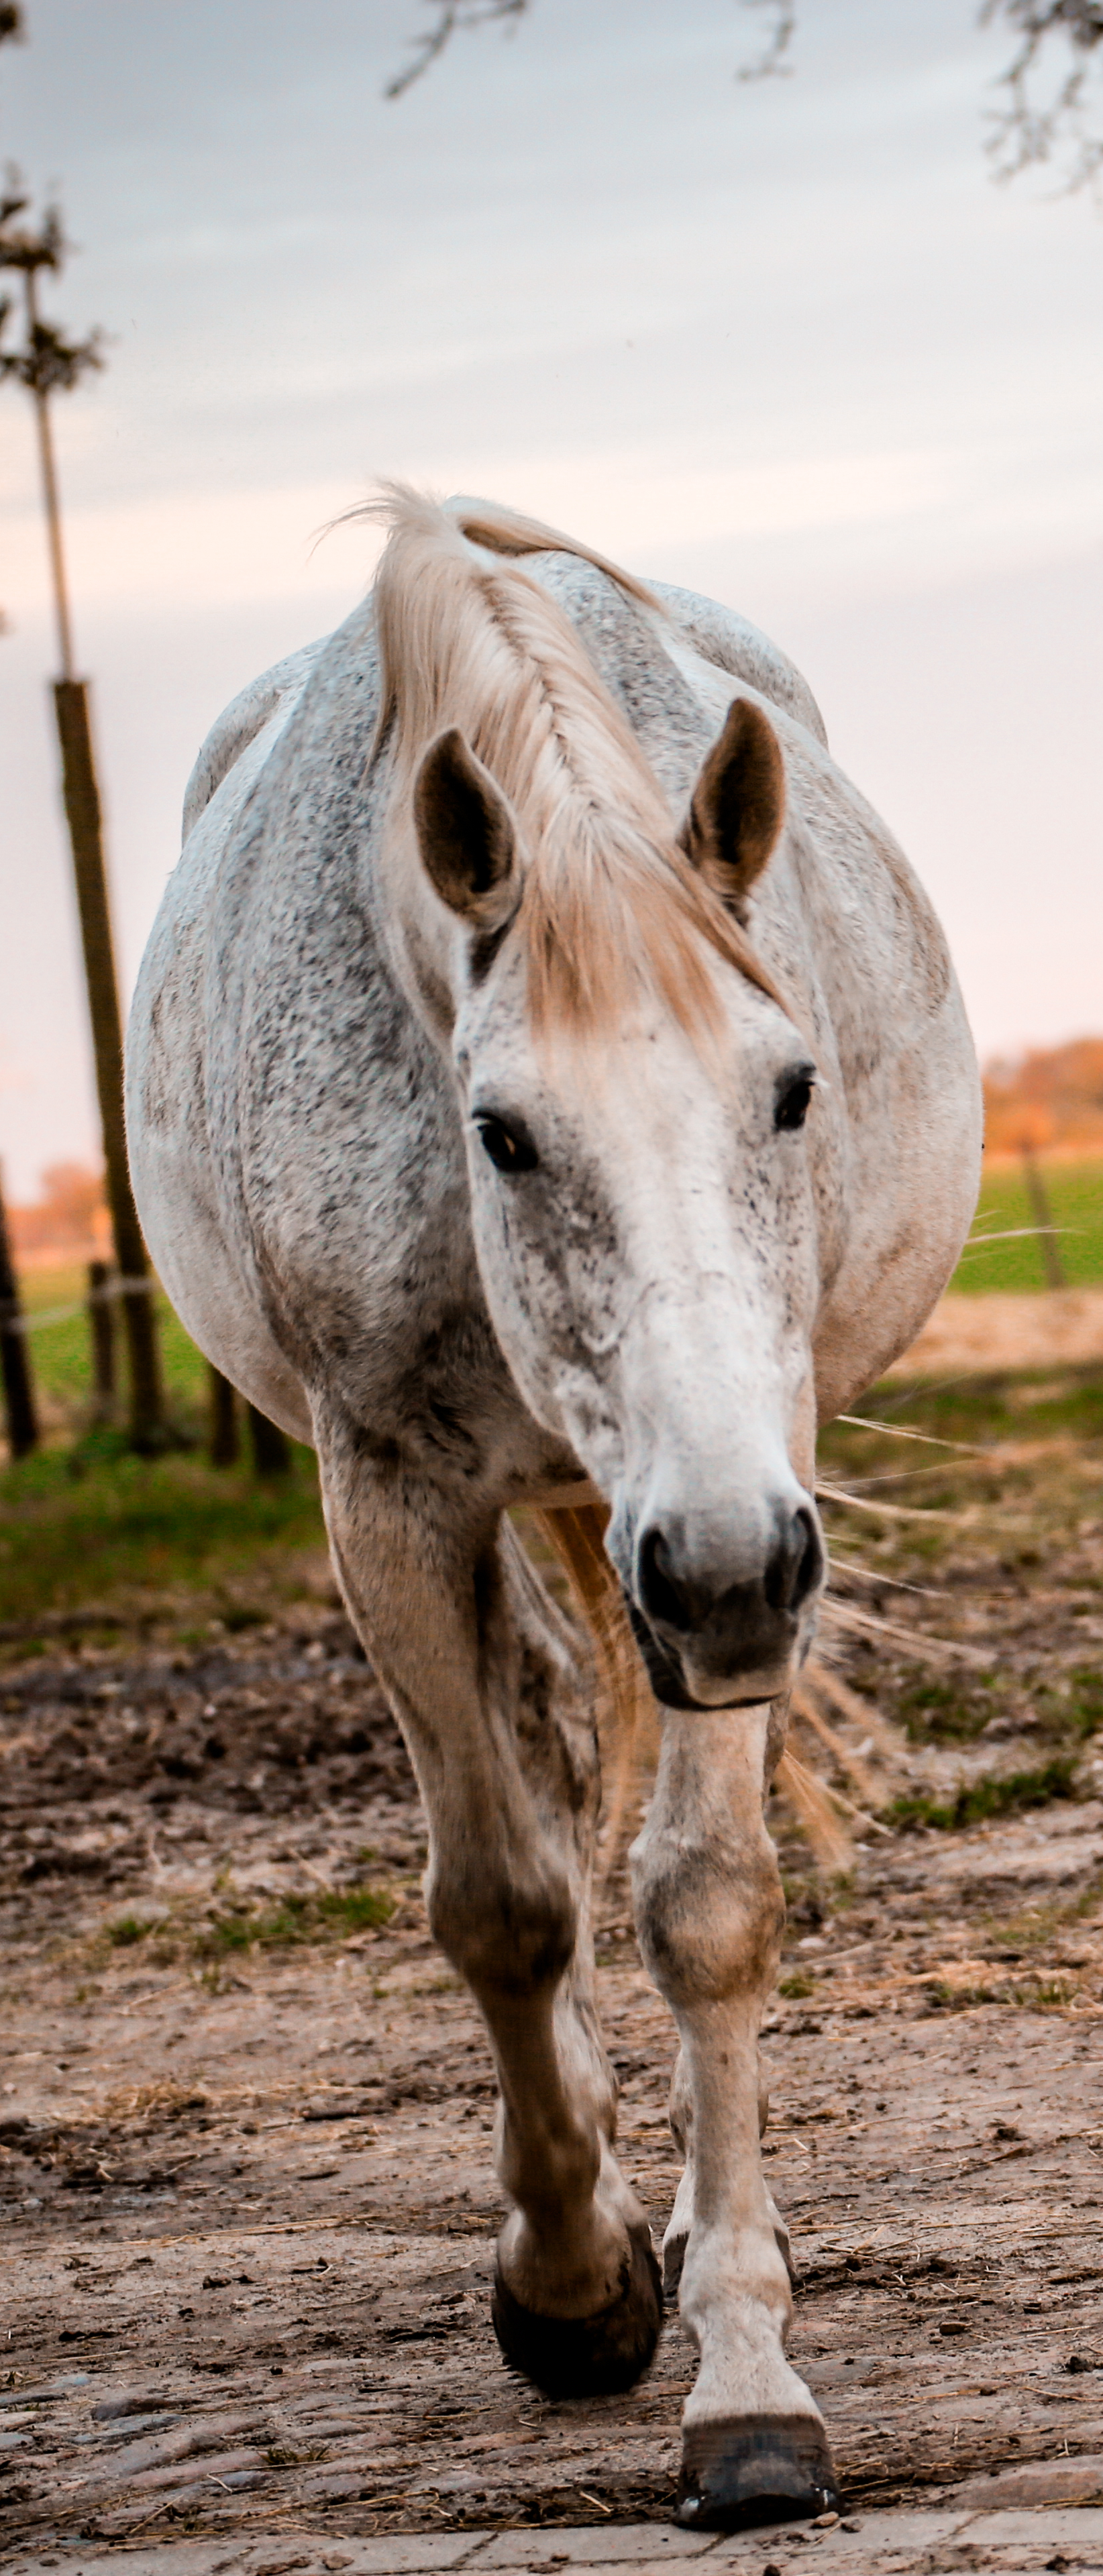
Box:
[412,727,519,926]
[679,698,786,919]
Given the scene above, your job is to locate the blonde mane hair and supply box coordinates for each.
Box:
[369,486,784,1039]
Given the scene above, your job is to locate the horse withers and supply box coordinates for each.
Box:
[126,492,981,2528]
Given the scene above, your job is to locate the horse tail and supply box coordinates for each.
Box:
[533,1502,655,1888]
[535,1502,851,1882]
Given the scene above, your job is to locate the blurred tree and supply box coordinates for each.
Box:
[390,0,1103,194]
[9,1161,109,1258]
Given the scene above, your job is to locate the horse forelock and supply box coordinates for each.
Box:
[368,485,786,1042]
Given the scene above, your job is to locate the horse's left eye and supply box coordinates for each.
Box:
[775,1069,815,1132]
[474,1115,539,1175]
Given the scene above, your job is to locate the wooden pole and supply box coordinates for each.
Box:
[87,1257,116,1422]
[28,280,76,682]
[209,1364,239,1468]
[53,678,164,1448]
[1020,1146,1067,1292]
[247,1403,291,1477]
[0,1173,38,1459]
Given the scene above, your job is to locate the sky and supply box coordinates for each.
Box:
[1,0,1101,1197]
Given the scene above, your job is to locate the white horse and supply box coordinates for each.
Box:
[126,492,981,2530]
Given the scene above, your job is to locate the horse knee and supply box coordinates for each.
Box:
[631,1823,783,2011]
[427,1847,577,1996]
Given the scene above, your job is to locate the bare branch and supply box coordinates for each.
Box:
[737,0,796,83]
[0,180,106,398]
[982,2,1103,189]
[385,0,529,102]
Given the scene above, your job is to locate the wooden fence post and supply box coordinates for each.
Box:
[0,1173,38,1459]
[87,1258,116,1421]
[54,679,164,1450]
[247,1403,291,1477]
[1020,1147,1067,1292]
[209,1366,239,1468]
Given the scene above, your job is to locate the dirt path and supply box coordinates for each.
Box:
[1,1560,1101,2558]
[890,1289,1103,1377]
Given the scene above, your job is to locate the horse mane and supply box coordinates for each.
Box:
[368,486,785,1040]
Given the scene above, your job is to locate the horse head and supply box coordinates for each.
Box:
[408,694,827,1711]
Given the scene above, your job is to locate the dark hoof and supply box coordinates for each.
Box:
[677,2412,839,2530]
[492,2221,663,2400]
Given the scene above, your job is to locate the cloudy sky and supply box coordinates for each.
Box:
[1,0,1100,1195]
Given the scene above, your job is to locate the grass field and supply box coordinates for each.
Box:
[950,1155,1103,1294]
[3,1263,325,1628]
[17,1263,210,1428]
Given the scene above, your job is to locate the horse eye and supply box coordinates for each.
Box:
[775,1070,815,1132]
[474,1115,539,1175]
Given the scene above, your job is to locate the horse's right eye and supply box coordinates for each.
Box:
[474,1115,539,1175]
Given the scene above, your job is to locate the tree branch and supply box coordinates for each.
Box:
[982,1,1103,191]
[384,0,529,101]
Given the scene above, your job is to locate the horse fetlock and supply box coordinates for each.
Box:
[679,2223,793,2359]
[495,2159,647,2322]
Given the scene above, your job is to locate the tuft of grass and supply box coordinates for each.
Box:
[889,1756,1079,1834]
[778,1972,817,2000]
[1068,1668,1103,1737]
[898,1676,1000,1746]
[197,1882,395,1957]
[106,1915,156,1948]
[925,1972,1075,2014]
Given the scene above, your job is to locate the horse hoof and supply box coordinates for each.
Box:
[677,2412,839,2530]
[492,2222,663,2399]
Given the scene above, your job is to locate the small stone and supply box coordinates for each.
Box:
[841,2520,861,2532]
[812,2511,839,2526]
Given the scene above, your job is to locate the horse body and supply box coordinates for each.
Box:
[127,495,981,2528]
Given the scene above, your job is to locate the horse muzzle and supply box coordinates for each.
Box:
[622,1498,824,1711]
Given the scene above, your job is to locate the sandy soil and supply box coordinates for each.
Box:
[0,1544,1102,2557]
[890,1290,1103,1378]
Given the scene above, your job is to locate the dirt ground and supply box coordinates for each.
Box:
[1,1345,1102,2554]
[888,1289,1103,1379]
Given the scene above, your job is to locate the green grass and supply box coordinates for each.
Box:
[0,1263,326,1625]
[96,1883,397,1967]
[951,1158,1103,1295]
[0,1437,325,1627]
[888,1756,1079,1835]
[197,1884,396,1954]
[19,1264,211,1426]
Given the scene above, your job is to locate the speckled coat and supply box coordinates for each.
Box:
[126,504,982,2530]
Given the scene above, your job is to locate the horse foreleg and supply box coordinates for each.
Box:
[318,1436,661,2398]
[631,1705,837,2530]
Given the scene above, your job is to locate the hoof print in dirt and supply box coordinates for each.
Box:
[491,2221,663,2398]
[676,2411,839,2530]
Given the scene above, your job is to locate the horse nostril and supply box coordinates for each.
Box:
[638,1526,692,1632]
[764,1505,823,1615]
